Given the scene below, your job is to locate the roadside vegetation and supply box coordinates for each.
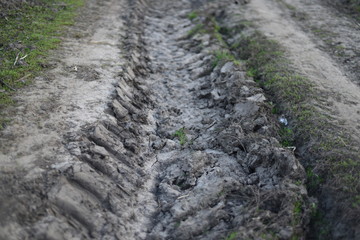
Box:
[0,0,85,128]
[187,7,360,239]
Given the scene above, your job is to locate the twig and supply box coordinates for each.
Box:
[13,52,20,66]
[16,74,32,83]
[177,194,190,200]
[0,80,16,91]
[20,54,28,60]
[286,146,296,152]
[205,120,217,130]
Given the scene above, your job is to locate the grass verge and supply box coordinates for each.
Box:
[0,0,85,128]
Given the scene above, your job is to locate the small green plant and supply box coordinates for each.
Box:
[310,202,318,217]
[224,232,237,240]
[293,200,302,216]
[295,180,302,186]
[352,195,360,208]
[306,168,323,191]
[279,127,294,147]
[174,127,187,145]
[212,50,240,68]
[175,221,181,228]
[187,11,198,21]
[187,23,205,37]
[246,68,257,78]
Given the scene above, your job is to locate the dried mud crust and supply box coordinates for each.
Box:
[0,0,312,240]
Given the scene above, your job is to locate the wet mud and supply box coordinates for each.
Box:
[1,0,359,239]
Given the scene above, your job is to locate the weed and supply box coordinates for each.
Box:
[295,180,302,186]
[224,232,237,240]
[306,168,323,191]
[212,50,240,69]
[293,200,302,218]
[175,221,181,228]
[310,202,318,217]
[187,23,205,37]
[246,68,257,78]
[173,127,188,145]
[279,127,294,147]
[352,195,360,208]
[259,232,280,240]
[187,11,198,21]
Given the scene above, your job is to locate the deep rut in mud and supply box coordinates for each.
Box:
[0,0,312,239]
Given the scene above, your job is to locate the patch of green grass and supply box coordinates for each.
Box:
[293,200,302,220]
[279,127,294,147]
[352,195,360,208]
[0,0,85,128]
[187,23,205,37]
[246,68,257,78]
[259,232,280,240]
[310,27,336,39]
[173,127,188,145]
[187,11,198,21]
[306,168,324,192]
[175,221,181,228]
[212,50,240,68]
[224,232,237,240]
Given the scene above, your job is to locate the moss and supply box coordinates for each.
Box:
[0,0,85,128]
[173,127,188,145]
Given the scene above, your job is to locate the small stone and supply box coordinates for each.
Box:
[220,62,234,75]
[247,93,266,102]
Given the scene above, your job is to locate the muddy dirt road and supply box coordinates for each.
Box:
[0,0,359,239]
[244,0,360,143]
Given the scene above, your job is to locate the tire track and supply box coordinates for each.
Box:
[1,0,312,239]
